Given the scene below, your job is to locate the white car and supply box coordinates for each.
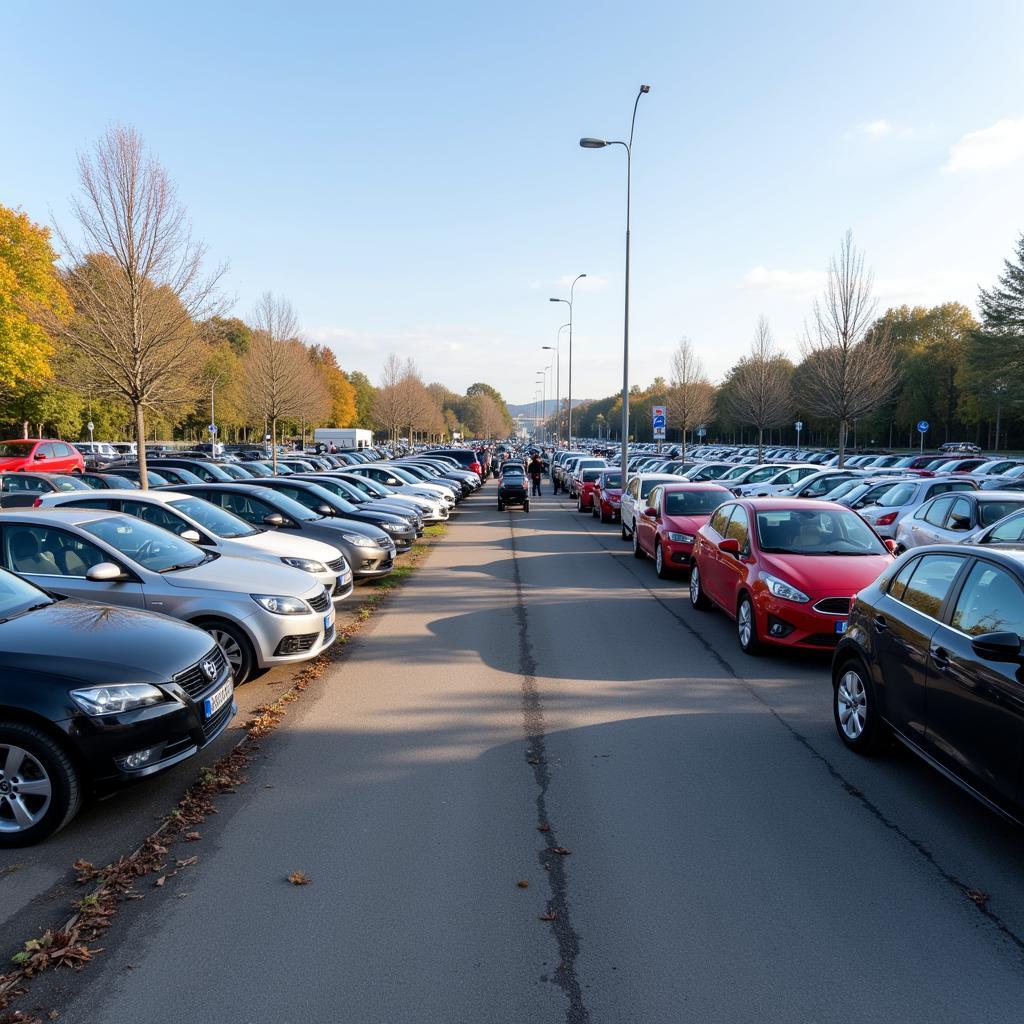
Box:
[619,474,681,540]
[36,489,353,604]
[733,464,820,497]
[858,476,979,539]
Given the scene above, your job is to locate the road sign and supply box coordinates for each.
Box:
[917,420,929,433]
[696,425,707,438]
[264,433,271,442]
[795,420,803,432]
[87,421,94,432]
[208,424,218,434]
[652,405,666,440]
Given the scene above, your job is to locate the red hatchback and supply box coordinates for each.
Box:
[633,482,731,577]
[0,439,85,475]
[688,498,894,655]
[592,469,623,523]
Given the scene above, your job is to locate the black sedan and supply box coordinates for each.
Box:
[0,471,91,508]
[497,466,529,512]
[833,545,1024,823]
[0,568,235,846]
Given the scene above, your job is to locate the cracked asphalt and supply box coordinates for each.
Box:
[30,482,1024,1023]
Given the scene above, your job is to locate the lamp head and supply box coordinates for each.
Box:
[640,84,651,94]
[579,138,607,149]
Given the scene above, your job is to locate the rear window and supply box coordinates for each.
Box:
[979,500,1024,527]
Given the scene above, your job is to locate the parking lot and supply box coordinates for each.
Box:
[10,479,1024,1023]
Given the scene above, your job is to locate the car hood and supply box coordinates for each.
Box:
[758,552,893,596]
[230,531,342,563]
[664,513,710,534]
[0,599,213,685]
[162,554,316,594]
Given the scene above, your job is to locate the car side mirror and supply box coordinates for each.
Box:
[884,539,898,554]
[180,529,201,543]
[316,503,335,515]
[263,513,285,527]
[34,451,46,460]
[949,516,971,531]
[970,631,1022,662]
[718,537,741,556]
[86,562,124,582]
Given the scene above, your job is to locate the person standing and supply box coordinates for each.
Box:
[529,453,543,497]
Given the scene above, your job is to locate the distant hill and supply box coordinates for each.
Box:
[506,398,590,419]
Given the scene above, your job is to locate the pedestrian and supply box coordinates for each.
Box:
[329,442,338,454]
[529,453,543,496]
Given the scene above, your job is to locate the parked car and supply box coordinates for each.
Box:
[688,498,894,654]
[171,483,396,580]
[575,467,607,512]
[144,458,235,482]
[734,465,820,497]
[0,472,91,508]
[292,475,425,533]
[36,489,353,604]
[619,474,682,541]
[100,467,172,488]
[497,463,529,512]
[832,545,1024,822]
[857,476,979,539]
[0,509,336,682]
[78,471,142,490]
[0,439,84,475]
[633,483,731,577]
[592,470,624,523]
[346,464,457,509]
[113,462,203,487]
[334,471,448,523]
[894,491,1024,551]
[0,566,235,846]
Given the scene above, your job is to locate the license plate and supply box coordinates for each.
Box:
[339,571,352,586]
[324,608,335,633]
[203,679,233,719]
[835,620,848,634]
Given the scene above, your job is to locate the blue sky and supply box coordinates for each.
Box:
[4,0,1023,406]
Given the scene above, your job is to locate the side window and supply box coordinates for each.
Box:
[887,557,920,601]
[647,487,661,511]
[4,476,47,493]
[982,514,1024,545]
[220,492,274,523]
[805,476,833,496]
[944,497,973,531]
[710,504,733,536]
[923,496,955,526]
[53,442,74,457]
[725,505,750,549]
[897,554,965,619]
[951,562,1024,637]
[37,443,59,459]
[58,498,118,511]
[780,469,800,485]
[122,500,187,536]
[5,524,107,577]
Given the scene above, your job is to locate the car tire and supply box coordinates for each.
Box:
[577,497,583,512]
[689,561,711,610]
[737,595,760,655]
[524,499,530,513]
[0,723,81,848]
[200,620,256,684]
[833,659,883,754]
[655,542,671,579]
[632,529,644,559]
[621,519,631,541]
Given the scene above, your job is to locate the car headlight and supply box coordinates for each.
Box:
[666,532,695,543]
[251,594,310,614]
[381,522,404,533]
[342,533,375,547]
[70,683,166,716]
[281,557,327,573]
[759,572,810,603]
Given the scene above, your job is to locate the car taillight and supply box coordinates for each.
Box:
[32,497,43,508]
[470,462,481,474]
[875,511,897,526]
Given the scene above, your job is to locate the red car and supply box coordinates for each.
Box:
[592,469,623,523]
[688,498,895,655]
[0,439,85,475]
[575,467,606,512]
[633,482,731,577]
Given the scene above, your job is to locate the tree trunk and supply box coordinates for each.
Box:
[135,403,148,490]
[757,426,764,464]
[271,416,278,475]
[837,420,847,467]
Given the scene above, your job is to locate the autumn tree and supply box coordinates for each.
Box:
[309,345,356,426]
[665,337,716,456]
[372,353,414,440]
[346,370,378,431]
[51,126,223,485]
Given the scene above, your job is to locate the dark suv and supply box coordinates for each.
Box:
[497,464,529,512]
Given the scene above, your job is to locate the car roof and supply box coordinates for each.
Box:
[738,497,856,511]
[0,507,123,525]
[50,488,192,502]
[0,471,75,481]
[900,543,1024,568]
[658,481,732,491]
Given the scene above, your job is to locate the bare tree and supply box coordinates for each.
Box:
[372,353,414,441]
[665,337,716,457]
[243,292,306,474]
[727,317,794,462]
[800,230,897,466]
[52,125,224,487]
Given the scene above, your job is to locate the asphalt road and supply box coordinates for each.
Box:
[31,482,1024,1023]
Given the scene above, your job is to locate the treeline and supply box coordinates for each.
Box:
[0,126,513,468]
[563,231,1024,456]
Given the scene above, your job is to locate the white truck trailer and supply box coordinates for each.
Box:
[313,428,373,450]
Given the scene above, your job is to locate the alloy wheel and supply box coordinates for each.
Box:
[210,628,244,674]
[655,543,664,575]
[837,670,867,740]
[738,600,753,648]
[0,745,52,834]
[689,565,700,603]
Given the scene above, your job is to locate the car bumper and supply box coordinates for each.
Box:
[662,539,695,566]
[753,593,850,650]
[245,605,339,667]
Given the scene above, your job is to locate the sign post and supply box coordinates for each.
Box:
[795,420,803,450]
[917,420,928,455]
[652,405,666,452]
[87,420,95,445]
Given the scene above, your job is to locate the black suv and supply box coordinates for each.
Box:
[497,464,529,513]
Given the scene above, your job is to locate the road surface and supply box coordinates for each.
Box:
[41,483,1024,1023]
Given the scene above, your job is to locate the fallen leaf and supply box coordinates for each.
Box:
[966,888,989,906]
[517,880,529,888]
[185,832,201,842]
[536,823,551,833]
[527,758,540,765]
[552,847,572,856]
[175,856,198,868]
[154,876,166,888]
[538,911,557,921]
[288,870,312,886]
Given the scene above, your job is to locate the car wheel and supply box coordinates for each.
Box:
[632,529,644,559]
[621,519,632,541]
[655,542,671,579]
[834,660,882,753]
[0,724,81,848]
[689,561,710,609]
[202,620,256,684]
[523,499,530,513]
[577,497,583,512]
[737,595,760,655]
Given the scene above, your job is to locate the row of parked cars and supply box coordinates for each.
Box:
[549,441,1024,827]
[0,439,486,846]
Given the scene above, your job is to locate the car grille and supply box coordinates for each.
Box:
[327,556,348,573]
[813,598,850,615]
[307,588,331,613]
[174,646,228,699]
[202,697,234,740]
[275,633,319,655]
[376,537,392,548]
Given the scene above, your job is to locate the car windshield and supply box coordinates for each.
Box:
[874,482,916,507]
[81,515,209,572]
[251,488,322,521]
[979,500,1024,527]
[0,442,33,458]
[756,508,887,555]
[168,497,260,538]
[0,567,52,620]
[601,474,622,488]
[53,476,90,491]
[664,490,727,515]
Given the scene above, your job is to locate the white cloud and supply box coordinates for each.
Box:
[857,119,893,138]
[742,266,826,294]
[945,116,1024,172]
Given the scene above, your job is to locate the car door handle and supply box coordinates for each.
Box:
[873,614,888,632]
[930,645,950,669]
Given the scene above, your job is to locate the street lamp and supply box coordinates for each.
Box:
[580,83,650,478]
[543,321,570,448]
[210,369,227,451]
[550,273,586,445]
[536,368,549,443]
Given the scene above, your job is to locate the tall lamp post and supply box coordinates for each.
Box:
[550,273,586,446]
[536,368,549,443]
[580,83,650,476]
[210,369,227,450]
[543,321,570,447]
